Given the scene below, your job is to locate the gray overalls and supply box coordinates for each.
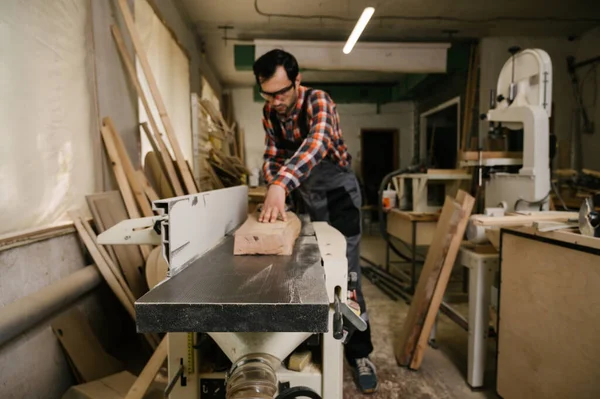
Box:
[266,89,373,360]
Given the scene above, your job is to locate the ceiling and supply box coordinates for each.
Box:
[177,0,600,87]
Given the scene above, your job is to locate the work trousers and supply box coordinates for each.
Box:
[295,161,374,361]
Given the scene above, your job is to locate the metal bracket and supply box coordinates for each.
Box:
[97,215,166,246]
[164,359,186,397]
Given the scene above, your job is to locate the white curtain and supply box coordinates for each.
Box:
[135,0,192,164]
[0,0,97,235]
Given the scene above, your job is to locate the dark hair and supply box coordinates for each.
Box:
[253,49,299,86]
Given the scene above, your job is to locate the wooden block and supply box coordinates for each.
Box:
[288,351,312,372]
[233,212,301,255]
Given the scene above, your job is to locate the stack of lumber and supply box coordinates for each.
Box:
[196,97,249,190]
[395,190,475,370]
[111,21,246,197]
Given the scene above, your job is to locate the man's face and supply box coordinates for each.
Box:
[259,66,300,115]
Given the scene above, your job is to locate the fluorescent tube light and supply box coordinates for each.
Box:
[343,7,375,54]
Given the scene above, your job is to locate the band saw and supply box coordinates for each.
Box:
[97,185,366,398]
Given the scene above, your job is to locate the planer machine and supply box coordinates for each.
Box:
[98,185,366,398]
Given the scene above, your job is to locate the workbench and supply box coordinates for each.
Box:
[394,170,471,213]
[496,227,600,399]
[385,209,439,293]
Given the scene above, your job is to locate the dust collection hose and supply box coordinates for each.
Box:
[275,386,321,399]
[377,164,425,262]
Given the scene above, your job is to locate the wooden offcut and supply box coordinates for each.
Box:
[409,190,475,369]
[234,212,301,255]
[395,190,474,367]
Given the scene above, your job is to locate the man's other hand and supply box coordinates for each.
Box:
[259,185,288,223]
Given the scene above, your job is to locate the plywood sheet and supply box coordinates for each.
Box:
[497,232,600,399]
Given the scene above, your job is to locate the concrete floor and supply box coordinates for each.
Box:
[342,230,498,398]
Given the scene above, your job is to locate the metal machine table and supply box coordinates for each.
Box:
[135,233,330,333]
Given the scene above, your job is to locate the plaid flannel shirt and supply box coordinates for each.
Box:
[262,85,351,194]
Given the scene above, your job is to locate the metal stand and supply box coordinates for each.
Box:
[383,220,422,295]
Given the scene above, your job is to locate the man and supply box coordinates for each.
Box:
[253,49,378,394]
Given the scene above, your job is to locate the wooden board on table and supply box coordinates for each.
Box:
[409,190,475,369]
[497,232,600,399]
[234,212,301,255]
[461,151,523,161]
[395,191,468,366]
[471,211,578,227]
[51,308,124,382]
[86,192,148,299]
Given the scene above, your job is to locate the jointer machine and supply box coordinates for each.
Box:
[98,185,366,398]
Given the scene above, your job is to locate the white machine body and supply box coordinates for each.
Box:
[485,48,552,212]
[98,186,348,399]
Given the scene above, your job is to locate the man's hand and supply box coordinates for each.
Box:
[259,184,288,223]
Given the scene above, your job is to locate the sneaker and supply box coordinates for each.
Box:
[350,357,379,394]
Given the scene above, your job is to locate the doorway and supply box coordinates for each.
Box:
[360,129,399,208]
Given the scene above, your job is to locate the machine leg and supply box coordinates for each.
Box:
[411,221,417,294]
[428,313,439,349]
[467,262,493,388]
[322,311,344,398]
[385,241,390,272]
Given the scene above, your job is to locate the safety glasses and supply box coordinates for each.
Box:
[259,82,295,101]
